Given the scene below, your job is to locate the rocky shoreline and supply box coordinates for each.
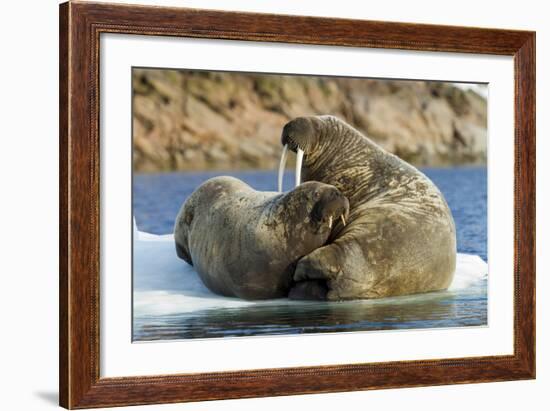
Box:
[132,69,487,172]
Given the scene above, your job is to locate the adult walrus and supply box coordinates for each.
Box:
[174,176,349,300]
[278,115,456,301]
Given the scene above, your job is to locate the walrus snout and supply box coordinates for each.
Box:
[278,117,319,192]
[281,116,316,153]
[311,187,350,229]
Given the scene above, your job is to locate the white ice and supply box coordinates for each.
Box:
[133,222,488,317]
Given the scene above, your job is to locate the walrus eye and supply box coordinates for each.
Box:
[313,190,321,200]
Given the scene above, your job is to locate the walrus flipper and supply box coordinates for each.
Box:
[293,244,341,283]
[288,280,328,301]
[175,242,193,265]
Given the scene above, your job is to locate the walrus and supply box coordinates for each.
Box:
[174,176,349,300]
[278,115,457,301]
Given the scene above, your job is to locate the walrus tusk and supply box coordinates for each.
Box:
[340,215,346,226]
[328,215,333,229]
[296,148,304,187]
[278,144,288,192]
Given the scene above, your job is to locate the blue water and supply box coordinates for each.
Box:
[134,167,487,260]
[133,167,487,340]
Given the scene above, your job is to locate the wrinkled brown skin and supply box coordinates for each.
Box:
[282,115,457,300]
[174,176,349,300]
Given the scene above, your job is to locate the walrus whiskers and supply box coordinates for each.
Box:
[278,144,288,192]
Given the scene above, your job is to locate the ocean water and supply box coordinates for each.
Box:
[133,167,487,340]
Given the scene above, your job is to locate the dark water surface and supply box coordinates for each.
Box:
[133,167,487,340]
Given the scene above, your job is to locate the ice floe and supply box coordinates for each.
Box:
[133,223,488,317]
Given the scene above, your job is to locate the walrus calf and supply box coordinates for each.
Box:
[174,176,349,300]
[279,115,457,301]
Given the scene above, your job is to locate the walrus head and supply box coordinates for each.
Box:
[278,116,336,192]
[291,182,350,233]
[281,116,318,153]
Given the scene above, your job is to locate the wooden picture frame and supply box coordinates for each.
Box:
[59,1,535,408]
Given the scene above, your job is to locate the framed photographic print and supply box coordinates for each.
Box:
[59,1,535,408]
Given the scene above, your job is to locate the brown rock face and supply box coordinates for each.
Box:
[132,69,487,172]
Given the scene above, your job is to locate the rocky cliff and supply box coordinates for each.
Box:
[132,69,487,172]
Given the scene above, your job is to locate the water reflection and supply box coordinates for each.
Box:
[134,284,487,341]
